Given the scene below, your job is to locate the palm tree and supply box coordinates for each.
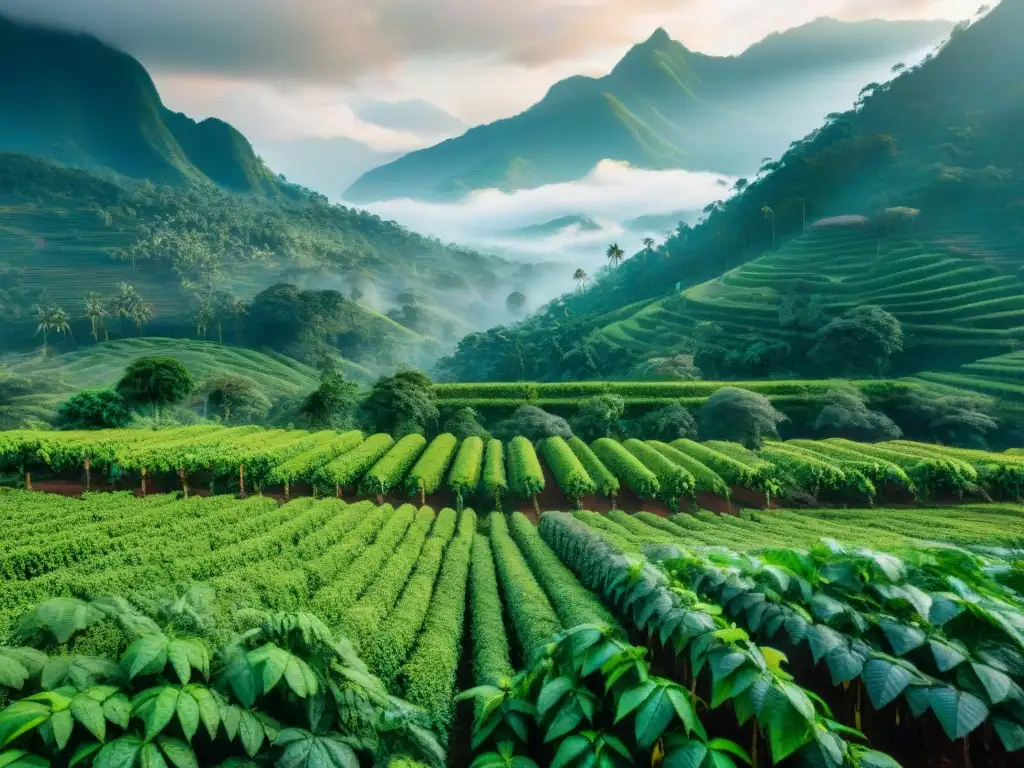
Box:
[51,307,72,343]
[227,297,248,344]
[606,243,625,269]
[36,306,54,358]
[573,269,589,292]
[132,301,154,336]
[641,237,655,287]
[84,292,106,343]
[761,204,776,250]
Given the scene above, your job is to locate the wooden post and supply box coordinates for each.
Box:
[376,493,383,505]
[179,468,188,498]
[84,457,91,491]
[532,493,539,515]
[141,468,148,497]
[611,492,617,511]
[238,464,246,498]
[284,481,290,502]
[336,485,341,499]
[24,471,31,491]
[420,486,426,507]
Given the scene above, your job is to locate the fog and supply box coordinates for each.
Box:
[343,160,738,302]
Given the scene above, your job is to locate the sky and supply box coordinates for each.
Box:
[0,0,982,151]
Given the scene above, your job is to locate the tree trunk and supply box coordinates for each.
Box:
[532,493,539,515]
[239,464,246,498]
[141,468,148,497]
[284,480,290,502]
[420,486,426,507]
[84,457,91,491]
[179,468,188,498]
[336,485,342,499]
[24,472,31,491]
[376,493,383,505]
[611,492,617,511]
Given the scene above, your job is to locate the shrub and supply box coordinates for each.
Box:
[698,387,785,448]
[591,438,659,498]
[468,533,514,687]
[567,437,619,497]
[570,394,625,440]
[56,388,132,429]
[447,435,484,508]
[539,436,595,505]
[480,439,508,509]
[506,436,544,501]
[495,405,571,441]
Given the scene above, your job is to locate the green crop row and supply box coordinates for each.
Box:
[591,437,659,498]
[447,436,484,506]
[539,436,595,504]
[480,439,507,509]
[358,434,428,496]
[406,434,459,502]
[622,438,695,504]
[468,533,514,688]
[266,430,364,485]
[507,436,545,500]
[318,433,395,488]
[566,437,619,497]
[648,440,730,497]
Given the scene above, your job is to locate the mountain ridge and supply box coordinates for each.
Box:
[0,14,279,194]
[344,17,953,203]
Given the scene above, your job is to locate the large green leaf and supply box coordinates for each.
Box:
[862,660,911,710]
[156,736,198,768]
[825,647,863,685]
[0,750,49,767]
[122,636,170,681]
[175,691,199,742]
[70,742,103,767]
[0,701,50,748]
[0,649,46,691]
[877,620,926,657]
[94,735,143,768]
[613,681,655,724]
[537,677,573,719]
[993,718,1024,752]
[103,694,131,730]
[544,699,584,744]
[549,734,590,768]
[928,687,988,741]
[928,641,966,673]
[17,598,106,644]
[634,686,674,749]
[133,686,180,742]
[274,730,359,768]
[666,686,706,740]
[238,710,265,757]
[970,663,1020,705]
[71,693,107,742]
[139,742,169,768]
[663,741,708,768]
[182,686,218,740]
[582,641,621,678]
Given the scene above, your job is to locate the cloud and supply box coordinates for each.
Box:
[1,0,977,86]
[353,160,736,293]
[154,76,435,149]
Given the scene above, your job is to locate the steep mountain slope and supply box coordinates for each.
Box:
[0,15,278,193]
[436,1,1024,384]
[345,18,951,202]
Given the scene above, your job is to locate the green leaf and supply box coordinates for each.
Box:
[237,710,264,757]
[18,598,105,644]
[166,643,191,686]
[156,736,198,768]
[780,681,815,721]
[663,741,707,768]
[122,636,170,681]
[70,741,103,766]
[133,686,179,742]
[282,656,317,699]
[550,734,591,768]
[71,693,107,742]
[614,681,655,725]
[176,691,199,743]
[929,641,965,673]
[94,735,143,768]
[856,749,905,768]
[0,658,30,691]
[139,742,168,768]
[219,642,257,709]
[877,620,926,657]
[583,642,621,678]
[545,699,584,744]
[970,663,1018,705]
[537,677,573,719]
[182,686,217,741]
[825,647,863,686]
[993,718,1024,752]
[767,717,813,764]
[103,695,131,730]
[666,685,706,739]
[0,750,48,767]
[0,701,50,748]
[49,707,74,749]
[708,738,752,765]
[928,687,988,741]
[635,685,675,749]
[862,659,911,710]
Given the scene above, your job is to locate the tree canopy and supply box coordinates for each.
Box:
[115,356,195,423]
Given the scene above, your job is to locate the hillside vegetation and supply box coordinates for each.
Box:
[439,2,1024,388]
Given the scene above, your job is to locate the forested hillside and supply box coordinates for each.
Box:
[438,1,1024,385]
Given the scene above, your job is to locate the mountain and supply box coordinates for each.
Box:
[350,98,468,137]
[257,137,402,198]
[0,15,278,194]
[345,18,952,203]
[513,215,601,238]
[435,1,1024,385]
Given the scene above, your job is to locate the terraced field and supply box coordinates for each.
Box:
[596,225,1024,362]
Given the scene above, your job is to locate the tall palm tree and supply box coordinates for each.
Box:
[36,306,54,358]
[641,237,655,287]
[84,292,106,343]
[227,297,248,344]
[132,301,154,336]
[51,307,72,343]
[573,268,589,292]
[606,243,625,269]
[761,204,776,250]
